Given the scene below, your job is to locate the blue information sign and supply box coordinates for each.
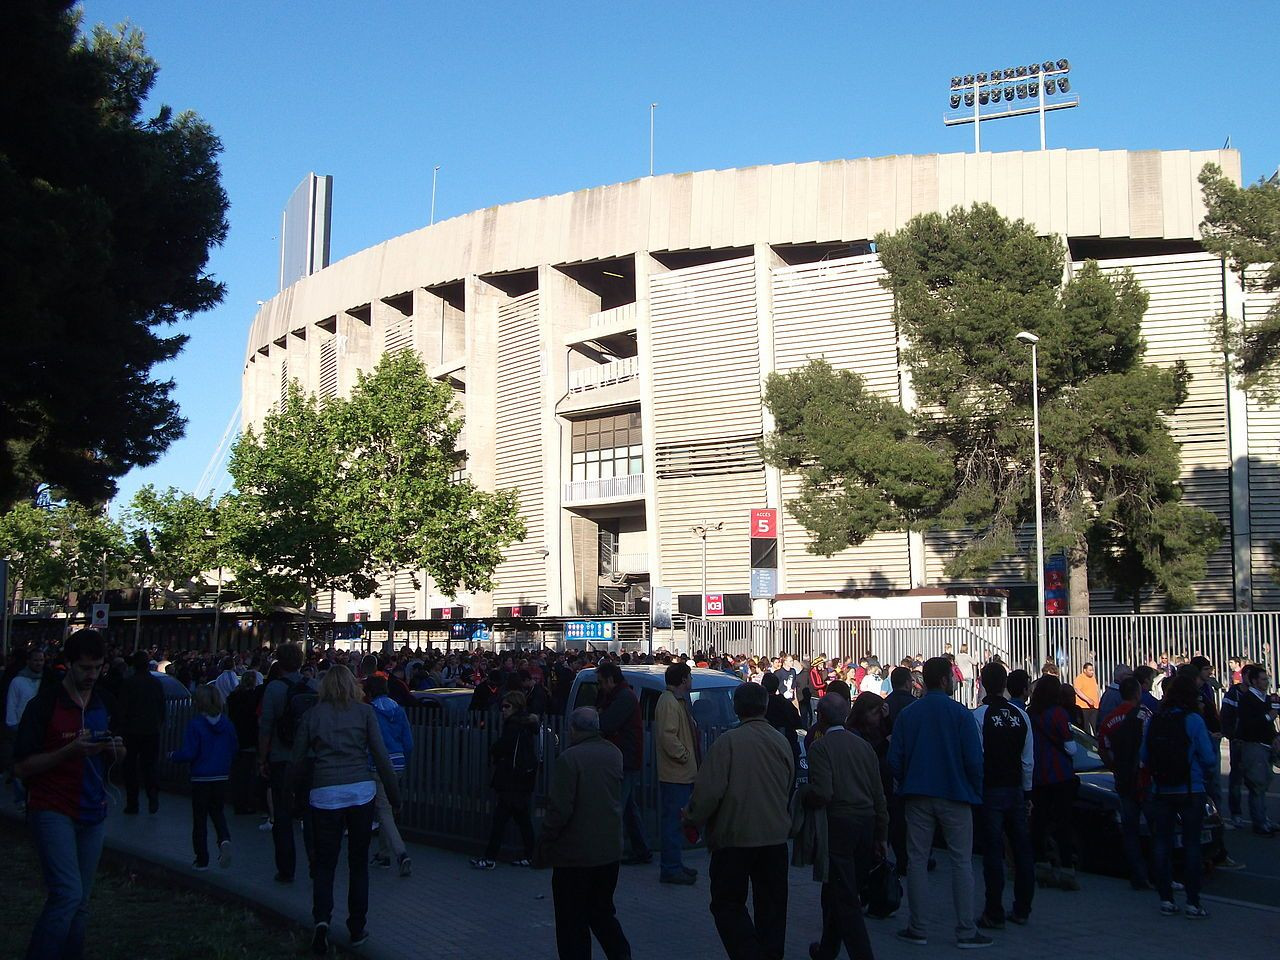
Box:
[564,620,615,641]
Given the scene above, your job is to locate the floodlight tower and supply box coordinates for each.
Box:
[944,59,1079,151]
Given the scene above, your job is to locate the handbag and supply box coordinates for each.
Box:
[863,859,902,918]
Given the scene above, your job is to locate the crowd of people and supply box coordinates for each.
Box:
[2,629,1278,959]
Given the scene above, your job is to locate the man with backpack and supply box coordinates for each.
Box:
[1097,676,1150,889]
[1140,671,1217,918]
[257,643,316,884]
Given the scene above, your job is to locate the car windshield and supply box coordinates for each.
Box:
[689,687,737,729]
[1071,724,1105,772]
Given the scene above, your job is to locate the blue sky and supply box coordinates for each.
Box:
[85,0,1280,511]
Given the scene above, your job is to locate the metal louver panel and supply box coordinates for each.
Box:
[771,255,910,590]
[655,436,763,478]
[319,337,338,399]
[656,472,766,597]
[385,314,413,354]
[279,358,288,409]
[493,291,545,606]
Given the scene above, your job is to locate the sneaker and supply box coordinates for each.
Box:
[975,914,1005,930]
[397,854,412,878]
[469,858,496,871]
[957,933,994,949]
[1159,901,1180,917]
[1007,913,1029,926]
[896,929,928,946]
[1221,818,1238,831]
[1216,857,1246,871]
[510,858,531,867]
[218,840,232,869]
[659,871,696,885]
[258,819,274,832]
[192,860,209,872]
[1231,815,1247,829]
[681,866,698,878]
[1184,904,1210,919]
[1172,881,1185,892]
[350,931,369,948]
[311,922,329,955]
[370,854,391,868]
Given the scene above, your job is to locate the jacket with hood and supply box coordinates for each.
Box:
[4,666,44,729]
[490,709,541,796]
[170,713,239,781]
[370,694,413,772]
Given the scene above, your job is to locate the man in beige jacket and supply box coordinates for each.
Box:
[685,682,794,960]
[655,662,699,884]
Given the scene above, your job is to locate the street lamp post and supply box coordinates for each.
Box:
[690,520,723,616]
[1016,331,1048,669]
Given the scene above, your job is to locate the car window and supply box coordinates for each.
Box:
[1071,725,1104,772]
[575,681,598,711]
[689,688,736,729]
[639,689,660,722]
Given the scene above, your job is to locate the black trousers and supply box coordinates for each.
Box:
[814,816,874,960]
[191,781,231,866]
[229,750,257,814]
[888,794,908,873]
[310,800,374,937]
[484,791,534,859]
[551,862,631,960]
[269,760,313,879]
[122,733,159,809]
[708,844,789,960]
[1030,778,1077,868]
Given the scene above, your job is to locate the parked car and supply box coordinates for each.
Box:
[568,665,742,729]
[1071,724,1225,877]
[408,687,474,724]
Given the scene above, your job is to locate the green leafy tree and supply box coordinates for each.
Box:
[763,204,1223,614]
[0,2,229,509]
[1199,163,1280,397]
[222,385,375,639]
[0,502,65,606]
[51,502,131,603]
[123,484,222,603]
[331,351,525,648]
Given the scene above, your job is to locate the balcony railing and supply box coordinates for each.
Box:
[568,356,639,393]
[610,552,649,574]
[588,302,637,329]
[563,473,645,504]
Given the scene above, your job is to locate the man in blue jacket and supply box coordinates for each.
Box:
[888,657,988,949]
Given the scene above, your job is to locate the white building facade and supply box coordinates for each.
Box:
[242,148,1277,621]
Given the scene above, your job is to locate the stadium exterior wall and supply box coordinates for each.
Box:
[242,147,1277,621]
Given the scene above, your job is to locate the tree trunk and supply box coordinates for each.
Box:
[303,592,312,657]
[1068,552,1091,668]
[385,570,397,656]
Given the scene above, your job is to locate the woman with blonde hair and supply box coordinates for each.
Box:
[291,665,400,954]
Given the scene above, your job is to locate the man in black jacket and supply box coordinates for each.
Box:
[1236,664,1279,836]
[117,651,165,815]
[885,668,916,727]
[972,661,1035,928]
[596,662,651,865]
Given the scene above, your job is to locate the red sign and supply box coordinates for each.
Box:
[750,508,778,538]
[705,594,725,616]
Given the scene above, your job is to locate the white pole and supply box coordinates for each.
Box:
[700,523,708,614]
[973,78,981,152]
[1038,75,1046,150]
[1030,343,1048,668]
[649,103,658,176]
[430,165,440,225]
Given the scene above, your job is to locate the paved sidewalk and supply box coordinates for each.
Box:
[3,790,1274,959]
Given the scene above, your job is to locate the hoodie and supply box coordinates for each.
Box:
[5,667,44,729]
[170,713,239,781]
[370,695,413,772]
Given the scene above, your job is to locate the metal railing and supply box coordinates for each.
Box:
[568,356,639,393]
[587,302,637,330]
[562,473,645,504]
[687,613,1280,681]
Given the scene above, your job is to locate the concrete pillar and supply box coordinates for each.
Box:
[635,252,667,599]
[753,242,785,616]
[465,275,502,617]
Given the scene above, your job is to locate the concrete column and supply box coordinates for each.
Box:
[537,265,599,615]
[635,252,667,598]
[753,242,785,616]
[1223,262,1253,610]
[895,318,928,588]
[465,276,502,617]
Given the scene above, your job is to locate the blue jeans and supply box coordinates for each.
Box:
[25,810,106,960]
[621,771,650,859]
[978,786,1034,921]
[1117,792,1151,885]
[658,781,693,877]
[1152,792,1205,907]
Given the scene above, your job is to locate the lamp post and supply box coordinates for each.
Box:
[944,59,1077,151]
[649,102,658,177]
[690,520,723,616]
[430,165,440,225]
[1016,331,1048,669]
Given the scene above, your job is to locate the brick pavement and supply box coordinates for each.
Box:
[2,790,1274,959]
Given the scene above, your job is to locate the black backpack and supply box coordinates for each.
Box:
[1107,708,1144,795]
[1146,710,1191,790]
[274,678,318,749]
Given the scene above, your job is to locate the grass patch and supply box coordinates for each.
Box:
[0,820,351,959]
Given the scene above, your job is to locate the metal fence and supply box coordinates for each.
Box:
[155,700,728,854]
[688,612,1280,683]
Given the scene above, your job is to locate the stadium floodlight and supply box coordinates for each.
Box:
[943,55,1077,151]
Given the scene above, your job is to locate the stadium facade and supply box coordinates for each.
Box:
[242,147,1279,621]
